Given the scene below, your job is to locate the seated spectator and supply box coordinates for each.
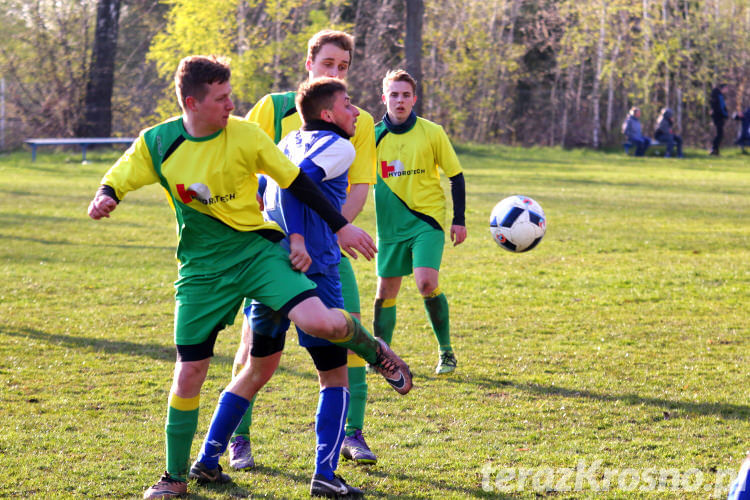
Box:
[733,107,750,153]
[622,107,651,156]
[654,107,683,158]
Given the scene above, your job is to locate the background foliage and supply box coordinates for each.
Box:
[0,0,748,148]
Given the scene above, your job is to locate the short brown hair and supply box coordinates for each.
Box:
[295,77,348,124]
[174,55,231,108]
[382,69,417,94]
[307,30,354,65]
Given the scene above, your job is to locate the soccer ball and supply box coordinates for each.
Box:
[489,195,546,252]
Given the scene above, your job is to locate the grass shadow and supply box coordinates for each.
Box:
[517,382,750,421]
[1,326,228,365]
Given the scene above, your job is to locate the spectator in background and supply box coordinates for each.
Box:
[622,107,651,156]
[709,83,729,155]
[654,107,683,158]
[733,107,750,154]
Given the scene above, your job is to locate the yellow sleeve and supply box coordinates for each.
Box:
[251,125,300,189]
[100,134,160,201]
[245,94,276,140]
[349,108,377,185]
[433,125,463,178]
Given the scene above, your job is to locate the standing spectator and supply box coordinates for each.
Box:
[733,107,750,153]
[622,107,651,156]
[710,83,729,155]
[654,107,683,158]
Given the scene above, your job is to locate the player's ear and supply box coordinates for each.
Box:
[381,94,386,105]
[305,57,313,72]
[184,95,198,112]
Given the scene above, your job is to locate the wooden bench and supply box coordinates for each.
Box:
[25,137,135,163]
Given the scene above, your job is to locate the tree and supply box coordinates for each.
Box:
[405,0,423,115]
[76,0,121,137]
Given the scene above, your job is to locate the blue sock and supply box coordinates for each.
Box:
[314,387,350,480]
[196,391,250,469]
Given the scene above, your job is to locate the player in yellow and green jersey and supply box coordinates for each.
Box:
[87,55,411,500]
[373,69,467,374]
[228,29,382,468]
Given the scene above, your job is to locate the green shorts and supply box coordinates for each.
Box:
[338,254,360,314]
[376,229,445,278]
[174,234,316,347]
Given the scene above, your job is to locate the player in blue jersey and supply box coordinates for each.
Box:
[241,77,366,497]
[193,76,386,497]
[230,30,380,469]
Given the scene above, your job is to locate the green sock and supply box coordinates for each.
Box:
[165,394,200,481]
[424,291,451,352]
[231,395,256,439]
[373,298,397,346]
[345,365,367,435]
[329,310,380,364]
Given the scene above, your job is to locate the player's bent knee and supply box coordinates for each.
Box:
[290,304,347,340]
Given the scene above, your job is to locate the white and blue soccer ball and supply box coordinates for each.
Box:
[489,195,546,252]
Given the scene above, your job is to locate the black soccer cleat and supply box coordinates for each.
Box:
[188,461,232,485]
[310,474,364,498]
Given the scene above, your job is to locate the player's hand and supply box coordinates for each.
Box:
[337,223,376,260]
[450,225,467,246]
[88,194,118,220]
[288,234,311,273]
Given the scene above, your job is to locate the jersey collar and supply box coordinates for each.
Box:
[382,111,417,134]
[302,119,351,139]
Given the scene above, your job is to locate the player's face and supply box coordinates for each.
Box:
[192,81,234,134]
[306,43,350,80]
[325,91,360,137]
[382,80,417,125]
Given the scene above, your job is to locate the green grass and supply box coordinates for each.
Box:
[0,145,748,499]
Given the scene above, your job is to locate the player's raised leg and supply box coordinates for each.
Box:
[288,298,412,395]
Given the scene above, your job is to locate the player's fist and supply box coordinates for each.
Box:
[88,194,118,220]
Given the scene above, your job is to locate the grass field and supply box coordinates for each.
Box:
[1,145,748,499]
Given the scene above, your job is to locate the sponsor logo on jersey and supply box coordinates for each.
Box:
[176,183,236,205]
[380,159,425,178]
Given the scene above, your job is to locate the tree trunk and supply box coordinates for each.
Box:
[592,0,606,148]
[405,0,424,115]
[76,0,121,138]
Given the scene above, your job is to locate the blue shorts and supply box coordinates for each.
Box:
[245,270,343,348]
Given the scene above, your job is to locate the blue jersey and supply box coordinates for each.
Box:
[263,128,355,275]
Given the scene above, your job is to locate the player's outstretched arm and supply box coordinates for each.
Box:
[88,187,119,220]
[286,171,376,260]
